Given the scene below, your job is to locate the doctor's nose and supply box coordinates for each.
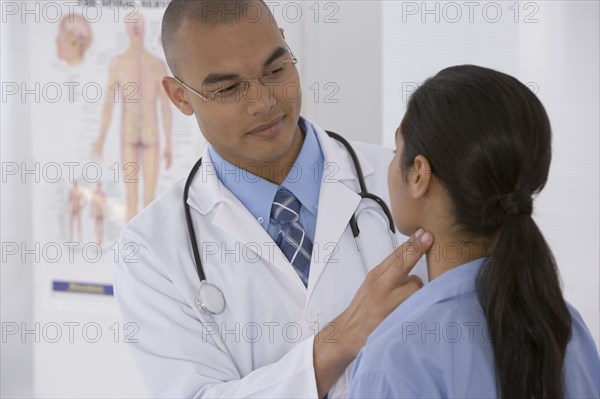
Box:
[245,81,276,115]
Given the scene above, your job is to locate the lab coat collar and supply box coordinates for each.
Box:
[186,118,376,216]
[310,119,376,184]
[186,118,379,298]
[304,119,377,298]
[188,148,306,290]
[186,147,224,216]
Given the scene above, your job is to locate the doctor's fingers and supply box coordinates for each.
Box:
[403,274,424,289]
[374,229,433,283]
[391,275,423,304]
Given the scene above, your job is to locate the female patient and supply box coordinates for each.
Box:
[349,65,600,398]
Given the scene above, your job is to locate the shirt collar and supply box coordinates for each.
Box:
[207,116,323,230]
[281,117,323,217]
[421,256,487,303]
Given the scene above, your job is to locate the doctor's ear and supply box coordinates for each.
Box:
[407,155,433,199]
[162,77,194,116]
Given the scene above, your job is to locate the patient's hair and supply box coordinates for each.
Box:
[400,65,572,398]
[161,0,269,75]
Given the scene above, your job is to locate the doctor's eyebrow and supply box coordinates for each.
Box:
[262,46,287,68]
[201,46,287,86]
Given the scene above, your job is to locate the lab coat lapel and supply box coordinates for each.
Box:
[306,124,375,300]
[186,123,379,300]
[213,194,307,291]
[308,179,360,298]
[186,147,307,292]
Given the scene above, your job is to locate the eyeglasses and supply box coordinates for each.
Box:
[174,52,298,104]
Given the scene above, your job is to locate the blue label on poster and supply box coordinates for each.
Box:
[53,281,114,296]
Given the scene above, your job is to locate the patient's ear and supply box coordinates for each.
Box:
[408,155,432,199]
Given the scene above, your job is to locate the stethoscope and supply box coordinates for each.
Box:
[183,131,398,315]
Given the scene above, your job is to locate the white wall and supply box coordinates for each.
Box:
[298,1,383,143]
[381,0,599,347]
[1,14,34,398]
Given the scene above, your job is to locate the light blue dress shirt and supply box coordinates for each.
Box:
[208,117,324,242]
[349,258,600,398]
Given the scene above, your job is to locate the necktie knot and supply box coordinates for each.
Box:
[271,188,301,225]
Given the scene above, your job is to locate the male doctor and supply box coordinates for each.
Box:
[114,0,432,397]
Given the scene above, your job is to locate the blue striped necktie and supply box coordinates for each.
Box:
[270,188,313,287]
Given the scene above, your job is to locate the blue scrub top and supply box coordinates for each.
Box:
[349,257,600,398]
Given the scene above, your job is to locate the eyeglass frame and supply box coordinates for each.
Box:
[173,45,298,103]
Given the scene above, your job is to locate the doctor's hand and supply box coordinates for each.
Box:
[313,228,433,398]
[336,228,431,356]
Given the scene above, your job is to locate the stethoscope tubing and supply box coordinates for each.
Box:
[183,130,397,315]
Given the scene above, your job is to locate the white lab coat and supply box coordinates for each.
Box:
[114,120,423,398]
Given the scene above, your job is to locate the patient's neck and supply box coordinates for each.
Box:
[425,229,493,281]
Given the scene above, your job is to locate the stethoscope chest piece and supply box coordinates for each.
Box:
[196,280,226,315]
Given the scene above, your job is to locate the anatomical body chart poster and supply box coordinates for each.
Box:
[23,0,203,311]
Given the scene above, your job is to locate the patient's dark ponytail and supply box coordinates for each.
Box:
[400,65,572,398]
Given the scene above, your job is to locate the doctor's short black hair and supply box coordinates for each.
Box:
[161,0,270,76]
